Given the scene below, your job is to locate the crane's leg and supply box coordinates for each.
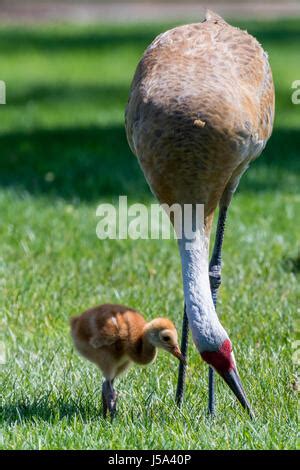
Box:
[208,205,228,415]
[102,379,117,420]
[175,304,189,407]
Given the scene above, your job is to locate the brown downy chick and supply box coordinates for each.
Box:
[70,303,185,418]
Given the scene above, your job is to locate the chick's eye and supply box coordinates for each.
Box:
[162,335,170,342]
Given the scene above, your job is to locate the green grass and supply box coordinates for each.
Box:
[0,18,299,450]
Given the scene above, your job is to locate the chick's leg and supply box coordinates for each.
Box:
[102,380,108,418]
[107,379,117,420]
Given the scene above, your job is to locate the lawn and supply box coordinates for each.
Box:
[0,18,299,450]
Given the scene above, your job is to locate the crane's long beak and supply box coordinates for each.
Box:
[221,368,254,419]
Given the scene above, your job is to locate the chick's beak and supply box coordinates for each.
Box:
[171,345,186,364]
[221,367,254,419]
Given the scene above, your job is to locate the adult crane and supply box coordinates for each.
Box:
[125,10,274,416]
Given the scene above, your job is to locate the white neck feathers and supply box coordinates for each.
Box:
[178,230,227,352]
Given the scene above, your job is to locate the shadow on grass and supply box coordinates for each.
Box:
[11,83,130,106]
[0,19,299,54]
[0,398,101,424]
[0,125,299,202]
[231,19,300,45]
[0,26,162,54]
[0,124,151,202]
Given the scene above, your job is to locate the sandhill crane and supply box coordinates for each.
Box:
[70,303,184,418]
[125,10,274,417]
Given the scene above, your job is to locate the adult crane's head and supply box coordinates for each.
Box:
[200,334,253,418]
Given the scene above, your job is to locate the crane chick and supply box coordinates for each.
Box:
[70,303,185,418]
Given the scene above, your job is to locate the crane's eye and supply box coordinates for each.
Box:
[162,335,170,342]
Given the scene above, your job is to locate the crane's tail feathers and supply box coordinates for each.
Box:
[205,10,226,23]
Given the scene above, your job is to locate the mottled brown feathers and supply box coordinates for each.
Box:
[125,11,274,222]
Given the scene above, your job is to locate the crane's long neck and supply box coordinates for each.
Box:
[178,228,226,352]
